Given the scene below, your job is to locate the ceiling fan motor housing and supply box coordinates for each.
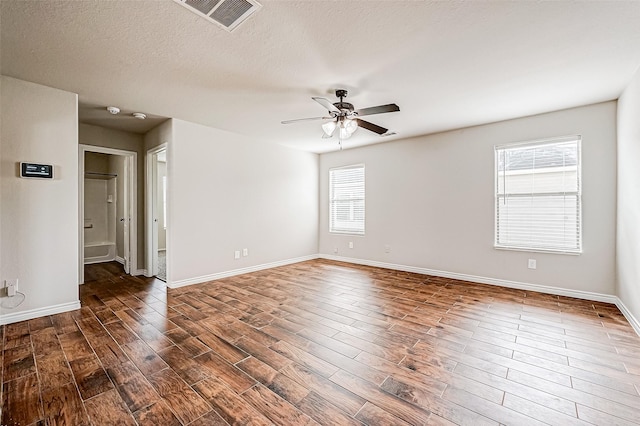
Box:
[333,89,354,114]
[333,102,355,113]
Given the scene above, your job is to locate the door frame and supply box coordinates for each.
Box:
[79,144,138,284]
[146,143,168,279]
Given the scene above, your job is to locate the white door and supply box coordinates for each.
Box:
[146,144,167,281]
[151,152,159,276]
[122,155,131,274]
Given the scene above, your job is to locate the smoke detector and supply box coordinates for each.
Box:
[106,106,120,115]
[173,0,261,32]
[132,113,147,120]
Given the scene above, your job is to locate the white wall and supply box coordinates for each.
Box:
[617,68,640,326]
[168,119,318,286]
[320,102,617,296]
[84,153,114,246]
[83,179,111,245]
[144,121,172,152]
[0,76,79,323]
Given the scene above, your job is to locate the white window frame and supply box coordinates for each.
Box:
[494,136,582,254]
[329,164,365,235]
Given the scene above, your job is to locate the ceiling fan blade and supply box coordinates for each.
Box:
[355,103,400,117]
[281,116,332,124]
[356,118,388,135]
[312,97,341,113]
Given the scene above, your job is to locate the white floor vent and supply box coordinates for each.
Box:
[174,0,261,32]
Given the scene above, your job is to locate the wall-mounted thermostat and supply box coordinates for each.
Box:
[20,162,53,179]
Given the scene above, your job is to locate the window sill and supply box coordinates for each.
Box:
[494,245,581,255]
[329,231,365,236]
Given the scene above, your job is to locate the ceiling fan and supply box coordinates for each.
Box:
[282,89,400,147]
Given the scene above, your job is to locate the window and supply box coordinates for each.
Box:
[495,136,581,253]
[329,165,365,235]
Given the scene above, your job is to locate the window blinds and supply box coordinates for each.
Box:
[329,165,365,235]
[495,137,581,253]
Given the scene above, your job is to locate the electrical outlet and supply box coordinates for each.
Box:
[242,248,248,257]
[528,259,537,269]
[333,247,338,254]
[384,245,391,253]
[234,250,240,259]
[348,242,354,249]
[4,279,18,297]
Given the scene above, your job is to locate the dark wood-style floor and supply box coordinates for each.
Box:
[2,260,640,425]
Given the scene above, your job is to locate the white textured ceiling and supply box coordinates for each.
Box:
[2,1,640,153]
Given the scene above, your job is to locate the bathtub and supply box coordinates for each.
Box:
[84,241,116,264]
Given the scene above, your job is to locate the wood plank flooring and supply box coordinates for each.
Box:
[2,259,640,425]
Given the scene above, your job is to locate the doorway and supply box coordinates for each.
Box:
[79,145,137,284]
[147,144,168,281]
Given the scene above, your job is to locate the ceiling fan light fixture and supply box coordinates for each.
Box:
[322,121,337,136]
[336,117,357,139]
[345,118,358,134]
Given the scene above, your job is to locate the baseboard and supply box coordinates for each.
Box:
[0,301,81,325]
[168,254,319,289]
[615,298,640,336]
[319,254,619,304]
[116,256,125,265]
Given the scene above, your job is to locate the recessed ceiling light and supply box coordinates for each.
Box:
[132,112,146,120]
[106,106,120,115]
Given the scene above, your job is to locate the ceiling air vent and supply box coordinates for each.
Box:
[174,0,261,32]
